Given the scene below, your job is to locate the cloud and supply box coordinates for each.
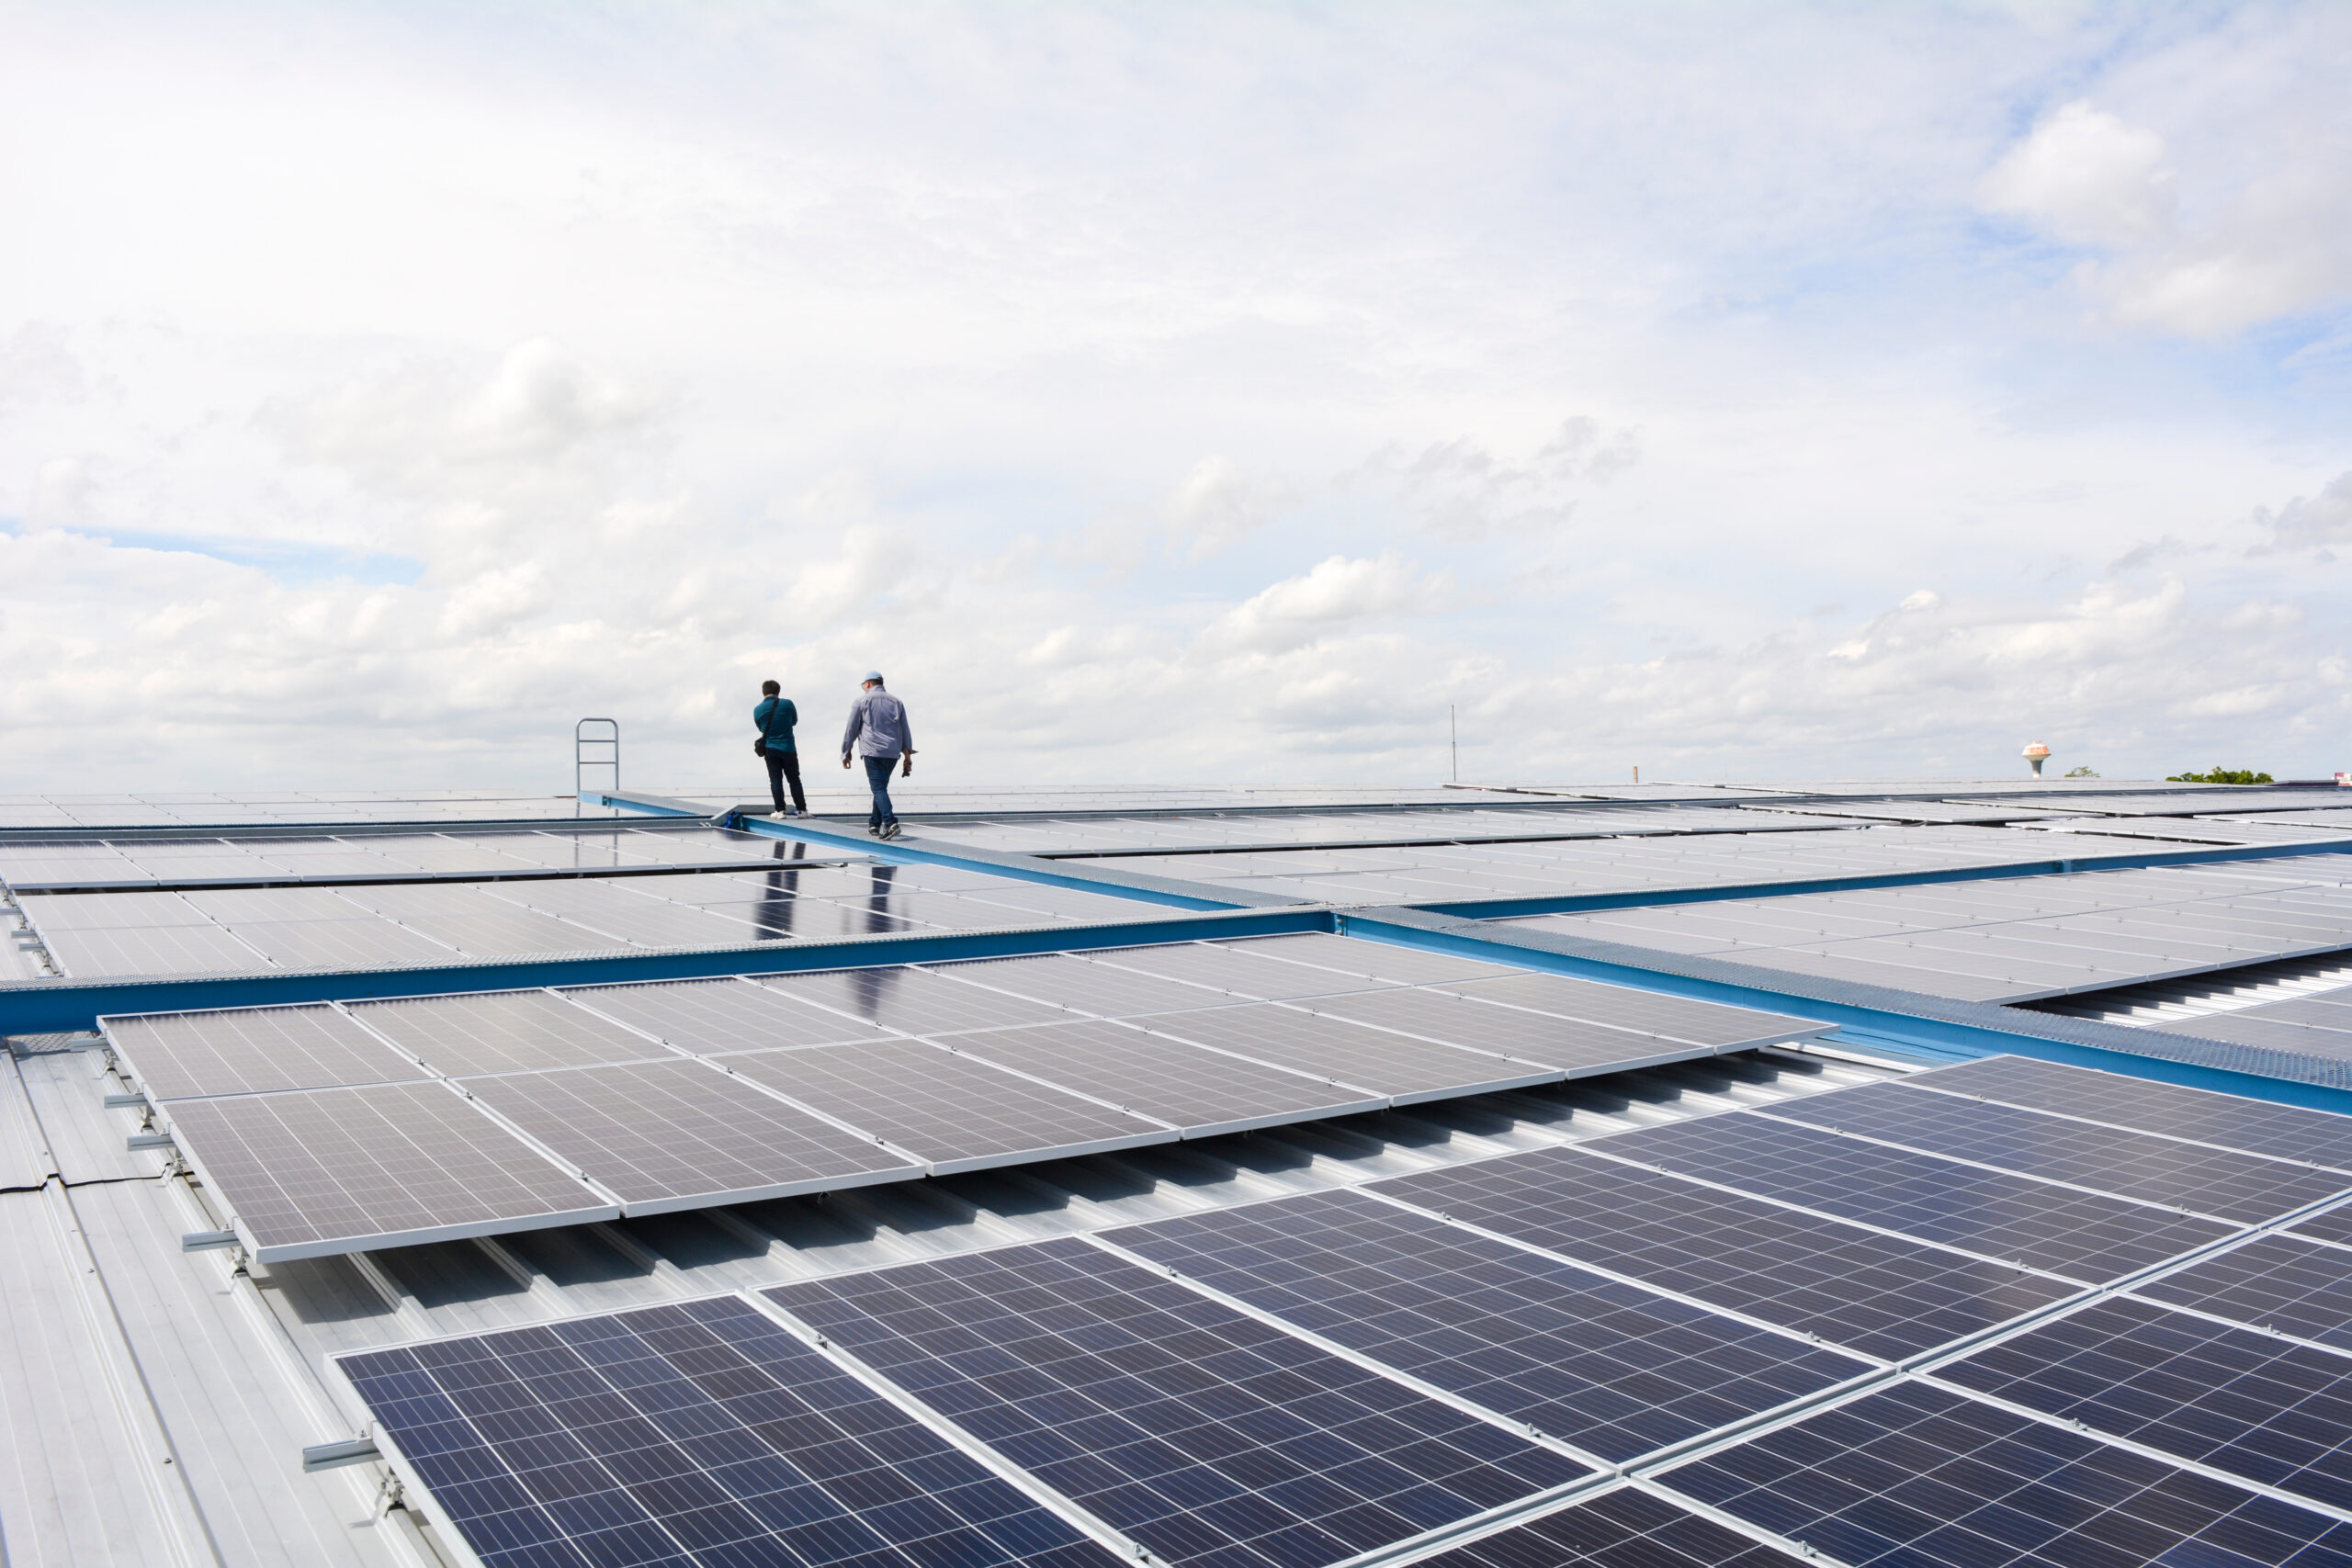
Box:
[1982,97,2352,335]
[1353,418,1640,542]
[1201,553,1449,654]
[2249,470,2352,557]
[1161,457,1293,561]
[1981,101,2173,250]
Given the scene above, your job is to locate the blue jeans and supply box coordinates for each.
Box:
[862,756,899,828]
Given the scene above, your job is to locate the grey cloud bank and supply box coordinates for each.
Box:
[1,2,2348,792]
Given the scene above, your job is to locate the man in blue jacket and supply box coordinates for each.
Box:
[840,671,914,839]
[753,680,805,818]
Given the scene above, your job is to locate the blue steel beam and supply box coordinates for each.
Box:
[586,789,1313,913]
[0,906,1331,1036]
[1336,906,2352,1117]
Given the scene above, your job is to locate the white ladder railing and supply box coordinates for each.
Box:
[574,718,619,800]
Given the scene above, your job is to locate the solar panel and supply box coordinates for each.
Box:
[1366,1145,2078,1360]
[1913,1055,2352,1171]
[1585,1112,2234,1282]
[766,1238,1589,1568]
[723,1039,1177,1173]
[1658,1379,2352,1568]
[1434,973,1833,1051]
[453,1058,922,1210]
[1294,987,1805,1077]
[394,909,639,958]
[2293,1207,2352,1246]
[561,976,893,1052]
[930,953,1244,1018]
[1089,942,1407,1000]
[1228,934,1527,986]
[940,1019,1388,1135]
[104,1003,429,1100]
[2135,1234,2352,1350]
[1407,1486,1792,1568]
[1102,1190,1867,1462]
[1136,1003,1563,1103]
[160,1080,615,1261]
[204,915,459,970]
[30,919,273,977]
[1938,1293,2352,1510]
[347,989,678,1076]
[1760,1081,2352,1224]
[335,1294,1122,1568]
[755,966,1076,1035]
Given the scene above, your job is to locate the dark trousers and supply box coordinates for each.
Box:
[862,755,899,828]
[763,750,806,814]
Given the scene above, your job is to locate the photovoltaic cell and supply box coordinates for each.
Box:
[1661,1380,2352,1568]
[767,1237,1589,1568]
[347,989,678,1076]
[2135,1233,2352,1350]
[2294,1208,2352,1247]
[1407,1487,1793,1568]
[456,1058,923,1211]
[1588,1111,2234,1281]
[1939,1293,2352,1510]
[336,1294,1121,1568]
[1761,1081,2352,1224]
[560,976,892,1052]
[1366,1145,2077,1360]
[942,1020,1387,1135]
[724,1039,1176,1172]
[105,1003,429,1100]
[1103,1190,1867,1462]
[1913,1055,2352,1172]
[162,1080,614,1261]
[1136,1003,1561,1102]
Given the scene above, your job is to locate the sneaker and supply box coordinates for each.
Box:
[767,811,792,821]
[879,821,901,840]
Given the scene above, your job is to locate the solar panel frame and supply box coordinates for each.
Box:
[157,1079,617,1262]
[722,1038,1180,1174]
[452,1057,925,1212]
[1758,1081,2352,1225]
[1365,1145,2080,1361]
[1657,1378,2352,1568]
[1584,1111,2236,1282]
[1101,1189,1870,1464]
[765,1237,1591,1568]
[1934,1292,2352,1511]
[334,1292,1125,1568]
[103,1003,432,1100]
[345,988,683,1076]
[938,1019,1390,1136]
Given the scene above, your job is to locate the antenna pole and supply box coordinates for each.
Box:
[1450,705,1457,784]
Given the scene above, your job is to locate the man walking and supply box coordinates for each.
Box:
[753,680,806,818]
[840,671,914,839]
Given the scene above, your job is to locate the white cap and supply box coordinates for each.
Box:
[863,670,884,683]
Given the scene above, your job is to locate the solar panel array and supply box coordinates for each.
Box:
[22,854,1167,977]
[1090,821,2264,907]
[1515,859,2352,1002]
[329,1051,2352,1568]
[105,933,1829,1258]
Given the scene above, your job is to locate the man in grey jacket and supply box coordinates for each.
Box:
[841,671,914,839]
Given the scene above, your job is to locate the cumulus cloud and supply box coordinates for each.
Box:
[1201,554,1449,655]
[1983,98,2352,334]
[2248,471,2352,557]
[1161,457,1294,561]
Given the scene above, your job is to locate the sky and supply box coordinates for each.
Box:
[4,2,2350,794]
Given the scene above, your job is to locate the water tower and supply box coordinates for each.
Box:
[2022,740,2051,778]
